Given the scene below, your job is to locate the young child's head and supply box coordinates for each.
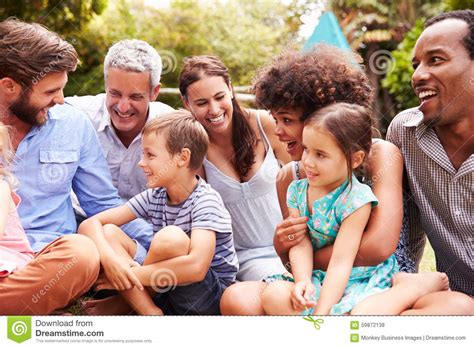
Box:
[140,110,209,188]
[0,123,17,188]
[302,103,373,189]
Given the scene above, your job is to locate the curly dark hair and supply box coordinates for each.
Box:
[425,10,474,59]
[252,44,373,121]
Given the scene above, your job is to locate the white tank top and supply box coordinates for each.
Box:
[202,112,282,264]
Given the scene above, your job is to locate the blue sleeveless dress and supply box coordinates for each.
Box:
[268,176,399,315]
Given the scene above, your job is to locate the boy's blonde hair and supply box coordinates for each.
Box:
[0,123,17,188]
[143,110,209,170]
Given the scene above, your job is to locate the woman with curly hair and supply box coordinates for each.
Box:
[220,44,409,314]
[179,56,291,281]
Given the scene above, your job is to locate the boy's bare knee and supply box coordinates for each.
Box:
[151,225,190,257]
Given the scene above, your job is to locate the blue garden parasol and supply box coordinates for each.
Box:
[303,11,351,51]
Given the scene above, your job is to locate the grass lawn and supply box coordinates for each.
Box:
[419,240,436,273]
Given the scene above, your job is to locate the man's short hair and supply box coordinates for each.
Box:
[426,9,474,59]
[104,39,162,91]
[143,110,209,171]
[0,18,78,89]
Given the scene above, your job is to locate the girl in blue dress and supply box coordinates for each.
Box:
[261,103,449,315]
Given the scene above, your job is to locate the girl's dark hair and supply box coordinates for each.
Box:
[179,55,257,179]
[252,44,373,121]
[305,103,373,186]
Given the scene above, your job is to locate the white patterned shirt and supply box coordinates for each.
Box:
[387,108,473,295]
[66,94,174,200]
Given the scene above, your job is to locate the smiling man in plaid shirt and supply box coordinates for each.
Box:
[387,10,473,314]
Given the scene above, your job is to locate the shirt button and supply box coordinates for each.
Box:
[454,210,461,216]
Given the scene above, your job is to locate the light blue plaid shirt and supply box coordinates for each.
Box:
[12,103,152,252]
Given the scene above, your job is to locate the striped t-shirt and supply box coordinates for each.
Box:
[126,178,238,286]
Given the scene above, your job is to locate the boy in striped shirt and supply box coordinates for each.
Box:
[79,110,238,315]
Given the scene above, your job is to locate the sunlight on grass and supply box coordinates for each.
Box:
[419,240,436,273]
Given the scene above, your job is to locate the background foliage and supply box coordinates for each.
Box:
[382,20,424,113]
[1,0,471,114]
[2,0,306,108]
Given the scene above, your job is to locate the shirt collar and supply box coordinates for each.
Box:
[402,108,432,140]
[98,95,112,132]
[402,108,424,127]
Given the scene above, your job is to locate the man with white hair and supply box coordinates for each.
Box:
[67,40,173,201]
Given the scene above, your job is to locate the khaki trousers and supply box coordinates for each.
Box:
[0,234,100,315]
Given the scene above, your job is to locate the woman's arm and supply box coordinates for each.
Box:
[276,163,294,219]
[313,140,403,269]
[314,204,371,315]
[0,181,12,239]
[273,216,309,270]
[274,169,308,268]
[358,140,403,261]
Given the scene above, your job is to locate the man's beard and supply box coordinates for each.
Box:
[9,90,50,127]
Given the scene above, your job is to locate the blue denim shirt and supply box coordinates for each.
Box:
[12,103,152,252]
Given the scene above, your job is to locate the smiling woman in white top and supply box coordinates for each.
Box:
[179,55,291,281]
